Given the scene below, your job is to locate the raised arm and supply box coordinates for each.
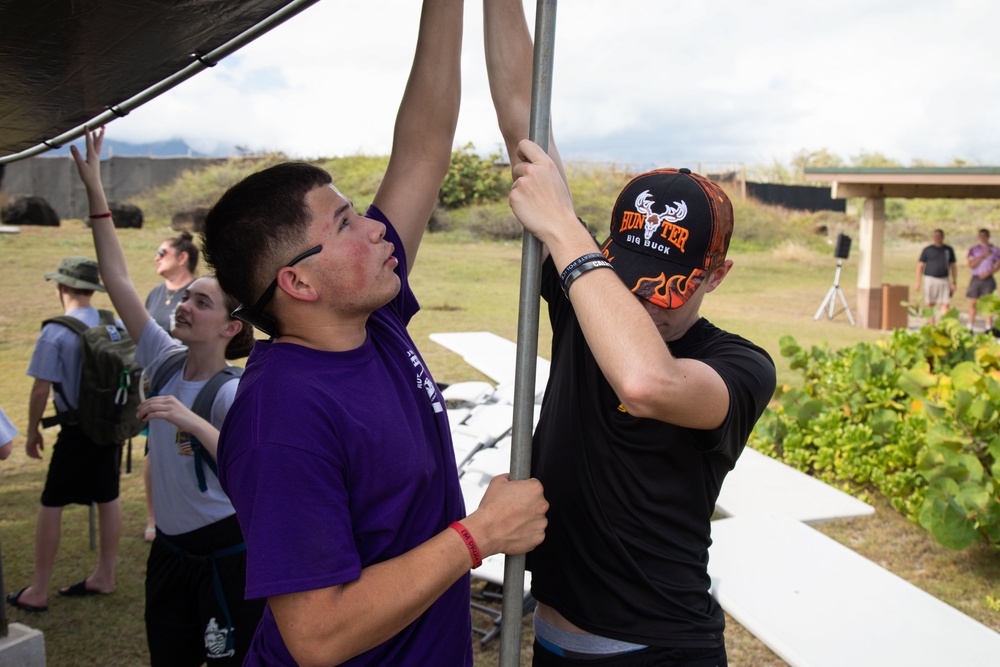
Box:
[372,0,463,270]
[484,0,567,185]
[70,128,151,342]
[509,141,733,430]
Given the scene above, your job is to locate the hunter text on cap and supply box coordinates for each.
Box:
[600,168,733,309]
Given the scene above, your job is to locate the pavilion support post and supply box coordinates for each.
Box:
[856,197,885,329]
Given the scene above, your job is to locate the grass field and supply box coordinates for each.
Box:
[0,209,998,666]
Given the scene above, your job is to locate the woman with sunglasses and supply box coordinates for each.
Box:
[147,231,198,334]
[72,127,263,667]
[143,230,198,542]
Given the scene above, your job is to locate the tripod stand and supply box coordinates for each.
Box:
[814,259,855,326]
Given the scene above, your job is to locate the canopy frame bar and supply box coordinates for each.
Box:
[0,0,321,165]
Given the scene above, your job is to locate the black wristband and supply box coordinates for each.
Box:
[560,253,606,287]
[562,259,614,297]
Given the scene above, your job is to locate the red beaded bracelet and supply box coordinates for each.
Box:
[449,521,482,569]
[89,212,112,219]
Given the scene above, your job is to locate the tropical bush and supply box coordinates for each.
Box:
[439,143,509,209]
[750,297,1000,551]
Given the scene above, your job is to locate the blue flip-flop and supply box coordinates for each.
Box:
[6,587,48,612]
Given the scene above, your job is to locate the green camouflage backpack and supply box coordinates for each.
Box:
[40,310,145,445]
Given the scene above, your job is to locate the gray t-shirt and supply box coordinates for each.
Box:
[26,306,102,412]
[136,319,239,535]
[145,281,192,334]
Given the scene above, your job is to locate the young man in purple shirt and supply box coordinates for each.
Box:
[201,2,548,665]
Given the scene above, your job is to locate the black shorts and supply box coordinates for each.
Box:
[145,514,265,667]
[533,639,728,667]
[966,275,997,299]
[40,425,122,507]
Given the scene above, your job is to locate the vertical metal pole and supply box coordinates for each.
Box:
[499,2,558,665]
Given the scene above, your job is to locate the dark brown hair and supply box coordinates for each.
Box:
[219,282,256,360]
[202,162,332,311]
[168,231,200,274]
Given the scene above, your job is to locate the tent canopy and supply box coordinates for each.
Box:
[0,0,317,164]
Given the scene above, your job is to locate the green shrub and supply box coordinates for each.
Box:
[899,343,1000,550]
[751,315,1000,550]
[439,143,509,209]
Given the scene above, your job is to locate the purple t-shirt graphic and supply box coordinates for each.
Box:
[218,206,471,666]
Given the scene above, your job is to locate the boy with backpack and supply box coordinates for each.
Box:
[7,256,124,612]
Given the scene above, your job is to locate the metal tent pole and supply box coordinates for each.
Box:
[499,1,558,665]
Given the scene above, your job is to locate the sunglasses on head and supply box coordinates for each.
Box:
[231,245,323,338]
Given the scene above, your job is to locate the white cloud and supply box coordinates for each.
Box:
[110,0,1000,167]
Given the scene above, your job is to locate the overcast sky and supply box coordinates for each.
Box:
[106,0,999,169]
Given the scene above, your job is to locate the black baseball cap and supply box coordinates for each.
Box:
[599,168,733,309]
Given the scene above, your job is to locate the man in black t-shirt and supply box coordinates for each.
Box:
[486,3,776,663]
[914,228,958,324]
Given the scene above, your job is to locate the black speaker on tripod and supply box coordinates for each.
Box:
[815,233,856,325]
[834,233,852,260]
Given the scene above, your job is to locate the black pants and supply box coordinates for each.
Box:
[533,639,728,667]
[145,515,265,667]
